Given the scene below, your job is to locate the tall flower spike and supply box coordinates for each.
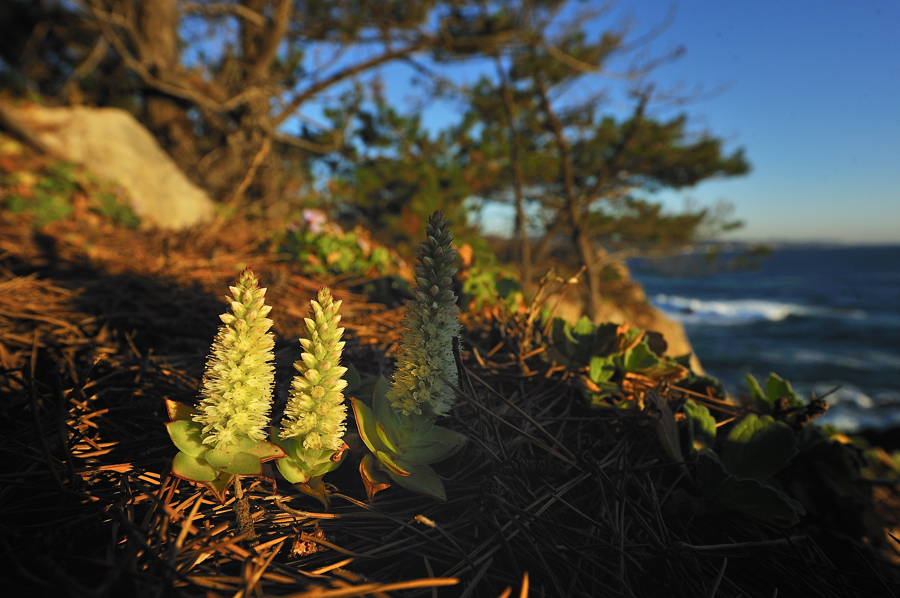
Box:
[280,287,348,450]
[387,211,461,418]
[194,268,275,449]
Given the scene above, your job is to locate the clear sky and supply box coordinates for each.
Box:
[601,0,900,244]
[374,0,899,244]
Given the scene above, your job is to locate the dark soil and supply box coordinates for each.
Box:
[1,213,899,598]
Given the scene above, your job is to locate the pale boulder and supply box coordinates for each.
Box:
[3,103,214,230]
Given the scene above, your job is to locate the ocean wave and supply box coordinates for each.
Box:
[760,348,900,371]
[651,294,867,325]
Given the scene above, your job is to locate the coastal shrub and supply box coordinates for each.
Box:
[0,146,139,228]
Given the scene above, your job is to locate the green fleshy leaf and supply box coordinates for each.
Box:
[683,400,717,454]
[376,422,400,454]
[277,454,312,484]
[387,464,447,501]
[721,413,798,481]
[373,375,403,440]
[376,450,412,476]
[352,398,386,455]
[401,426,467,464]
[166,399,198,422]
[242,439,286,462]
[205,471,235,503]
[356,376,379,397]
[204,448,235,469]
[344,363,361,394]
[166,420,208,458]
[359,454,392,498]
[172,451,218,482]
[222,452,261,475]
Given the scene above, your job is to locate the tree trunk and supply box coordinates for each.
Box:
[496,60,533,293]
[535,75,605,321]
[135,0,197,170]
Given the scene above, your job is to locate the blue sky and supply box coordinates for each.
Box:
[373,0,899,244]
[630,0,900,244]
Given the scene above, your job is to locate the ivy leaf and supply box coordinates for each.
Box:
[683,400,717,454]
[696,452,804,526]
[622,340,661,372]
[589,355,615,384]
[766,373,805,409]
[721,414,798,480]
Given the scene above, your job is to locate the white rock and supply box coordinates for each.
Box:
[5,103,215,230]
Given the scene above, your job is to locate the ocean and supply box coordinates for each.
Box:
[629,245,900,433]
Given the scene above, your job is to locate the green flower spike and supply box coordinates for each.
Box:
[166,268,285,503]
[352,212,466,501]
[274,288,349,504]
[386,211,462,421]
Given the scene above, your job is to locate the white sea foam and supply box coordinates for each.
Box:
[760,348,900,371]
[651,294,867,325]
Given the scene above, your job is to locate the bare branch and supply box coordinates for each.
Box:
[87,0,264,114]
[180,2,266,27]
[247,0,292,83]
[273,40,430,127]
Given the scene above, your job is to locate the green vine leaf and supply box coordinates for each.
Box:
[683,400,717,454]
[721,414,799,481]
[697,452,804,526]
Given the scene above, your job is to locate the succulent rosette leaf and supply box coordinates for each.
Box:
[352,378,466,500]
[165,269,284,503]
[353,212,467,501]
[274,288,349,489]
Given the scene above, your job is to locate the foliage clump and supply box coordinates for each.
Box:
[279,210,401,278]
[1,134,139,228]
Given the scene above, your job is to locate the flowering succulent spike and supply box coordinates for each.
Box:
[166,269,284,504]
[193,268,276,449]
[386,211,461,419]
[275,288,349,485]
[281,287,348,449]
